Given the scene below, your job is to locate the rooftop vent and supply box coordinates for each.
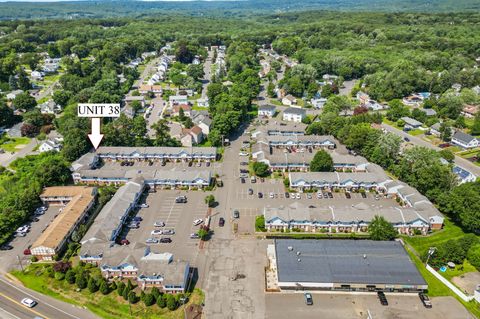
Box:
[363,254,367,259]
[297,258,301,262]
[287,246,293,251]
[296,251,301,256]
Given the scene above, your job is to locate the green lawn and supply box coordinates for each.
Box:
[270,99,283,106]
[12,266,204,319]
[408,129,424,136]
[0,137,30,152]
[441,260,478,282]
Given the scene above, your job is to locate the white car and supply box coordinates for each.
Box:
[151,230,163,235]
[269,192,274,199]
[21,298,37,308]
[295,193,301,199]
[137,203,149,208]
[190,233,200,239]
[239,152,249,156]
[153,221,165,227]
[193,219,203,226]
[290,193,296,200]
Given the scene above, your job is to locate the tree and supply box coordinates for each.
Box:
[150,287,161,300]
[117,282,125,297]
[65,269,76,284]
[310,150,334,172]
[468,244,480,269]
[252,162,270,177]
[152,119,181,147]
[267,82,275,98]
[75,272,87,289]
[471,114,480,136]
[166,294,178,311]
[438,149,455,162]
[197,225,209,241]
[0,103,17,128]
[128,291,138,304]
[53,90,72,107]
[439,122,452,141]
[53,261,71,273]
[21,122,39,137]
[204,194,215,207]
[13,92,36,110]
[17,69,31,91]
[156,295,166,308]
[143,293,155,307]
[99,279,109,295]
[8,75,17,90]
[87,276,98,293]
[186,64,204,81]
[369,215,397,240]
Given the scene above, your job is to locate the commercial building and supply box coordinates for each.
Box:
[268,239,427,292]
[30,186,97,261]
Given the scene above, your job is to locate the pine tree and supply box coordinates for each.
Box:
[143,293,155,307]
[117,282,125,296]
[122,284,130,301]
[8,75,17,90]
[150,287,160,300]
[99,280,109,295]
[156,295,166,308]
[128,291,138,304]
[65,269,76,284]
[166,294,178,311]
[87,277,98,293]
[75,272,87,289]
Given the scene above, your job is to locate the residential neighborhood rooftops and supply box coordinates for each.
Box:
[274,239,426,286]
[284,107,306,115]
[452,131,476,144]
[258,105,276,111]
[95,146,217,157]
[401,117,423,127]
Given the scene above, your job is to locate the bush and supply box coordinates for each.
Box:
[53,261,71,273]
[117,282,125,296]
[467,244,480,269]
[88,277,98,293]
[75,273,87,290]
[143,293,156,307]
[252,162,270,177]
[255,215,266,232]
[65,269,76,284]
[166,294,178,311]
[122,285,130,300]
[46,266,55,278]
[54,272,65,281]
[99,280,109,295]
[30,256,38,263]
[151,287,160,300]
[156,295,166,308]
[128,291,138,304]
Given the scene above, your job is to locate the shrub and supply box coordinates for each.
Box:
[117,282,125,296]
[143,293,155,307]
[157,295,166,308]
[255,215,266,232]
[151,287,160,300]
[99,280,109,295]
[53,261,71,273]
[88,277,98,293]
[75,273,87,289]
[467,244,480,269]
[30,256,38,263]
[46,266,55,278]
[65,269,76,284]
[166,294,178,311]
[122,285,130,300]
[54,272,65,281]
[128,291,138,304]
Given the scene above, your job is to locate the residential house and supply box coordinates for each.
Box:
[473,86,480,95]
[6,90,23,100]
[401,117,423,130]
[31,70,44,80]
[39,100,62,114]
[30,186,97,260]
[283,107,306,123]
[181,126,203,146]
[197,98,209,107]
[169,95,188,107]
[258,105,276,118]
[429,122,442,137]
[356,91,370,105]
[452,83,462,92]
[282,95,297,106]
[125,96,146,108]
[462,104,478,118]
[402,95,423,107]
[365,100,388,111]
[310,98,327,109]
[139,85,162,95]
[452,166,477,184]
[39,139,62,153]
[172,104,192,117]
[451,131,479,149]
[192,111,212,136]
[422,108,437,117]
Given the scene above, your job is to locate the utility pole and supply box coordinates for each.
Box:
[17,255,24,272]
[425,247,436,266]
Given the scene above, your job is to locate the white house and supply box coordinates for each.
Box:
[311,98,327,109]
[39,139,62,153]
[283,107,306,123]
[39,100,62,114]
[197,98,209,107]
[258,105,276,118]
[401,117,423,130]
[451,131,479,149]
[31,70,44,80]
[6,90,23,100]
[452,166,477,184]
[282,95,297,106]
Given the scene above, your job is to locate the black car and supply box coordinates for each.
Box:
[175,196,187,203]
[285,192,290,198]
[361,192,367,198]
[377,291,388,306]
[188,161,193,167]
[0,244,13,251]
[241,178,246,184]
[328,192,333,198]
[345,192,351,199]
[219,217,225,227]
[160,237,172,243]
[248,188,253,195]
[132,216,143,222]
[258,192,263,198]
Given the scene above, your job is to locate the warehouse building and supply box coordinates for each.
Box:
[268,239,427,292]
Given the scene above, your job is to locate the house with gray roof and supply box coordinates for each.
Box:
[283,107,306,123]
[401,116,423,129]
[258,105,276,118]
[451,131,479,149]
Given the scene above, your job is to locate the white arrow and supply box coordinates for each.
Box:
[88,118,103,150]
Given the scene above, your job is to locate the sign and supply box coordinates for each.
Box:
[77,104,121,118]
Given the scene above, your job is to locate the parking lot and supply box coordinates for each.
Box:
[266,293,473,319]
[0,206,61,271]
[124,190,211,264]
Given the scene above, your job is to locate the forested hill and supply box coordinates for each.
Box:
[0,0,479,20]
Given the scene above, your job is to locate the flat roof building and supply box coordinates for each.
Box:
[271,239,427,292]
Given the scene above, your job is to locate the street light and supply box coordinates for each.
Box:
[425,247,436,266]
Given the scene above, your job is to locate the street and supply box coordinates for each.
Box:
[381,123,480,176]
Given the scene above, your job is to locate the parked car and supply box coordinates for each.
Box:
[21,298,37,308]
[132,216,143,222]
[284,192,290,198]
[328,192,333,198]
[306,193,312,199]
[193,219,203,226]
[160,237,172,243]
[154,221,165,227]
[248,188,253,195]
[151,230,163,235]
[137,203,149,208]
[295,193,301,199]
[239,152,249,156]
[31,217,40,222]
[233,210,240,219]
[250,176,256,183]
[145,238,159,244]
[23,249,31,255]
[345,192,351,199]
[162,229,175,235]
[419,293,432,308]
[127,222,140,229]
[206,162,211,167]
[317,192,323,199]
[361,192,367,198]
[190,233,200,239]
[14,232,26,237]
[188,161,193,167]
[304,292,313,306]
[404,137,410,142]
[240,162,248,166]
[240,178,245,184]
[219,217,225,227]
[269,192,274,199]
[175,196,187,203]
[119,239,130,245]
[0,244,13,251]
[258,192,263,198]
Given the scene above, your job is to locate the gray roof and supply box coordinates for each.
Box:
[289,171,388,185]
[284,107,306,115]
[96,146,216,157]
[452,131,476,144]
[401,117,422,127]
[275,239,426,286]
[259,105,276,112]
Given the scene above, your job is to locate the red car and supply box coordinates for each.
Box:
[23,249,31,255]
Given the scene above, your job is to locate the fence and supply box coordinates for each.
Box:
[425,264,474,302]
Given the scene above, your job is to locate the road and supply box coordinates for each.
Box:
[146,95,167,137]
[0,275,99,319]
[134,57,159,88]
[0,138,39,168]
[201,49,214,98]
[381,123,480,176]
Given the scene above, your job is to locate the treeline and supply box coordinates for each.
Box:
[306,98,478,233]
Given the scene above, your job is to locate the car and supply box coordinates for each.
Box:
[304,292,313,305]
[188,161,193,167]
[269,192,274,199]
[250,176,256,183]
[290,193,296,199]
[258,192,263,198]
[34,210,45,216]
[345,192,351,199]
[193,219,203,226]
[151,229,163,235]
[219,217,225,227]
[148,161,153,166]
[404,137,410,142]
[16,226,29,233]
[154,221,166,227]
[132,216,143,222]
[316,192,323,199]
[190,233,200,239]
[260,178,265,183]
[419,293,432,308]
[328,192,333,198]
[160,237,172,243]
[377,291,388,306]
[0,244,13,250]
[295,193,301,199]
[145,238,159,244]
[119,239,130,245]
[127,222,140,229]
[240,178,246,184]
[323,192,329,198]
[137,203,149,208]
[248,188,253,195]
[31,217,40,222]
[375,194,381,200]
[361,192,367,198]
[197,162,201,167]
[239,152,249,156]
[306,193,312,199]
[175,196,187,203]
[233,210,240,219]
[284,192,289,198]
[239,169,249,174]
[14,232,26,237]
[240,162,248,166]
[23,248,31,255]
[206,162,211,167]
[240,173,249,178]
[21,298,37,308]
[161,161,167,166]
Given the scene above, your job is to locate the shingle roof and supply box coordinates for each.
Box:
[453,131,476,144]
[284,107,306,115]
